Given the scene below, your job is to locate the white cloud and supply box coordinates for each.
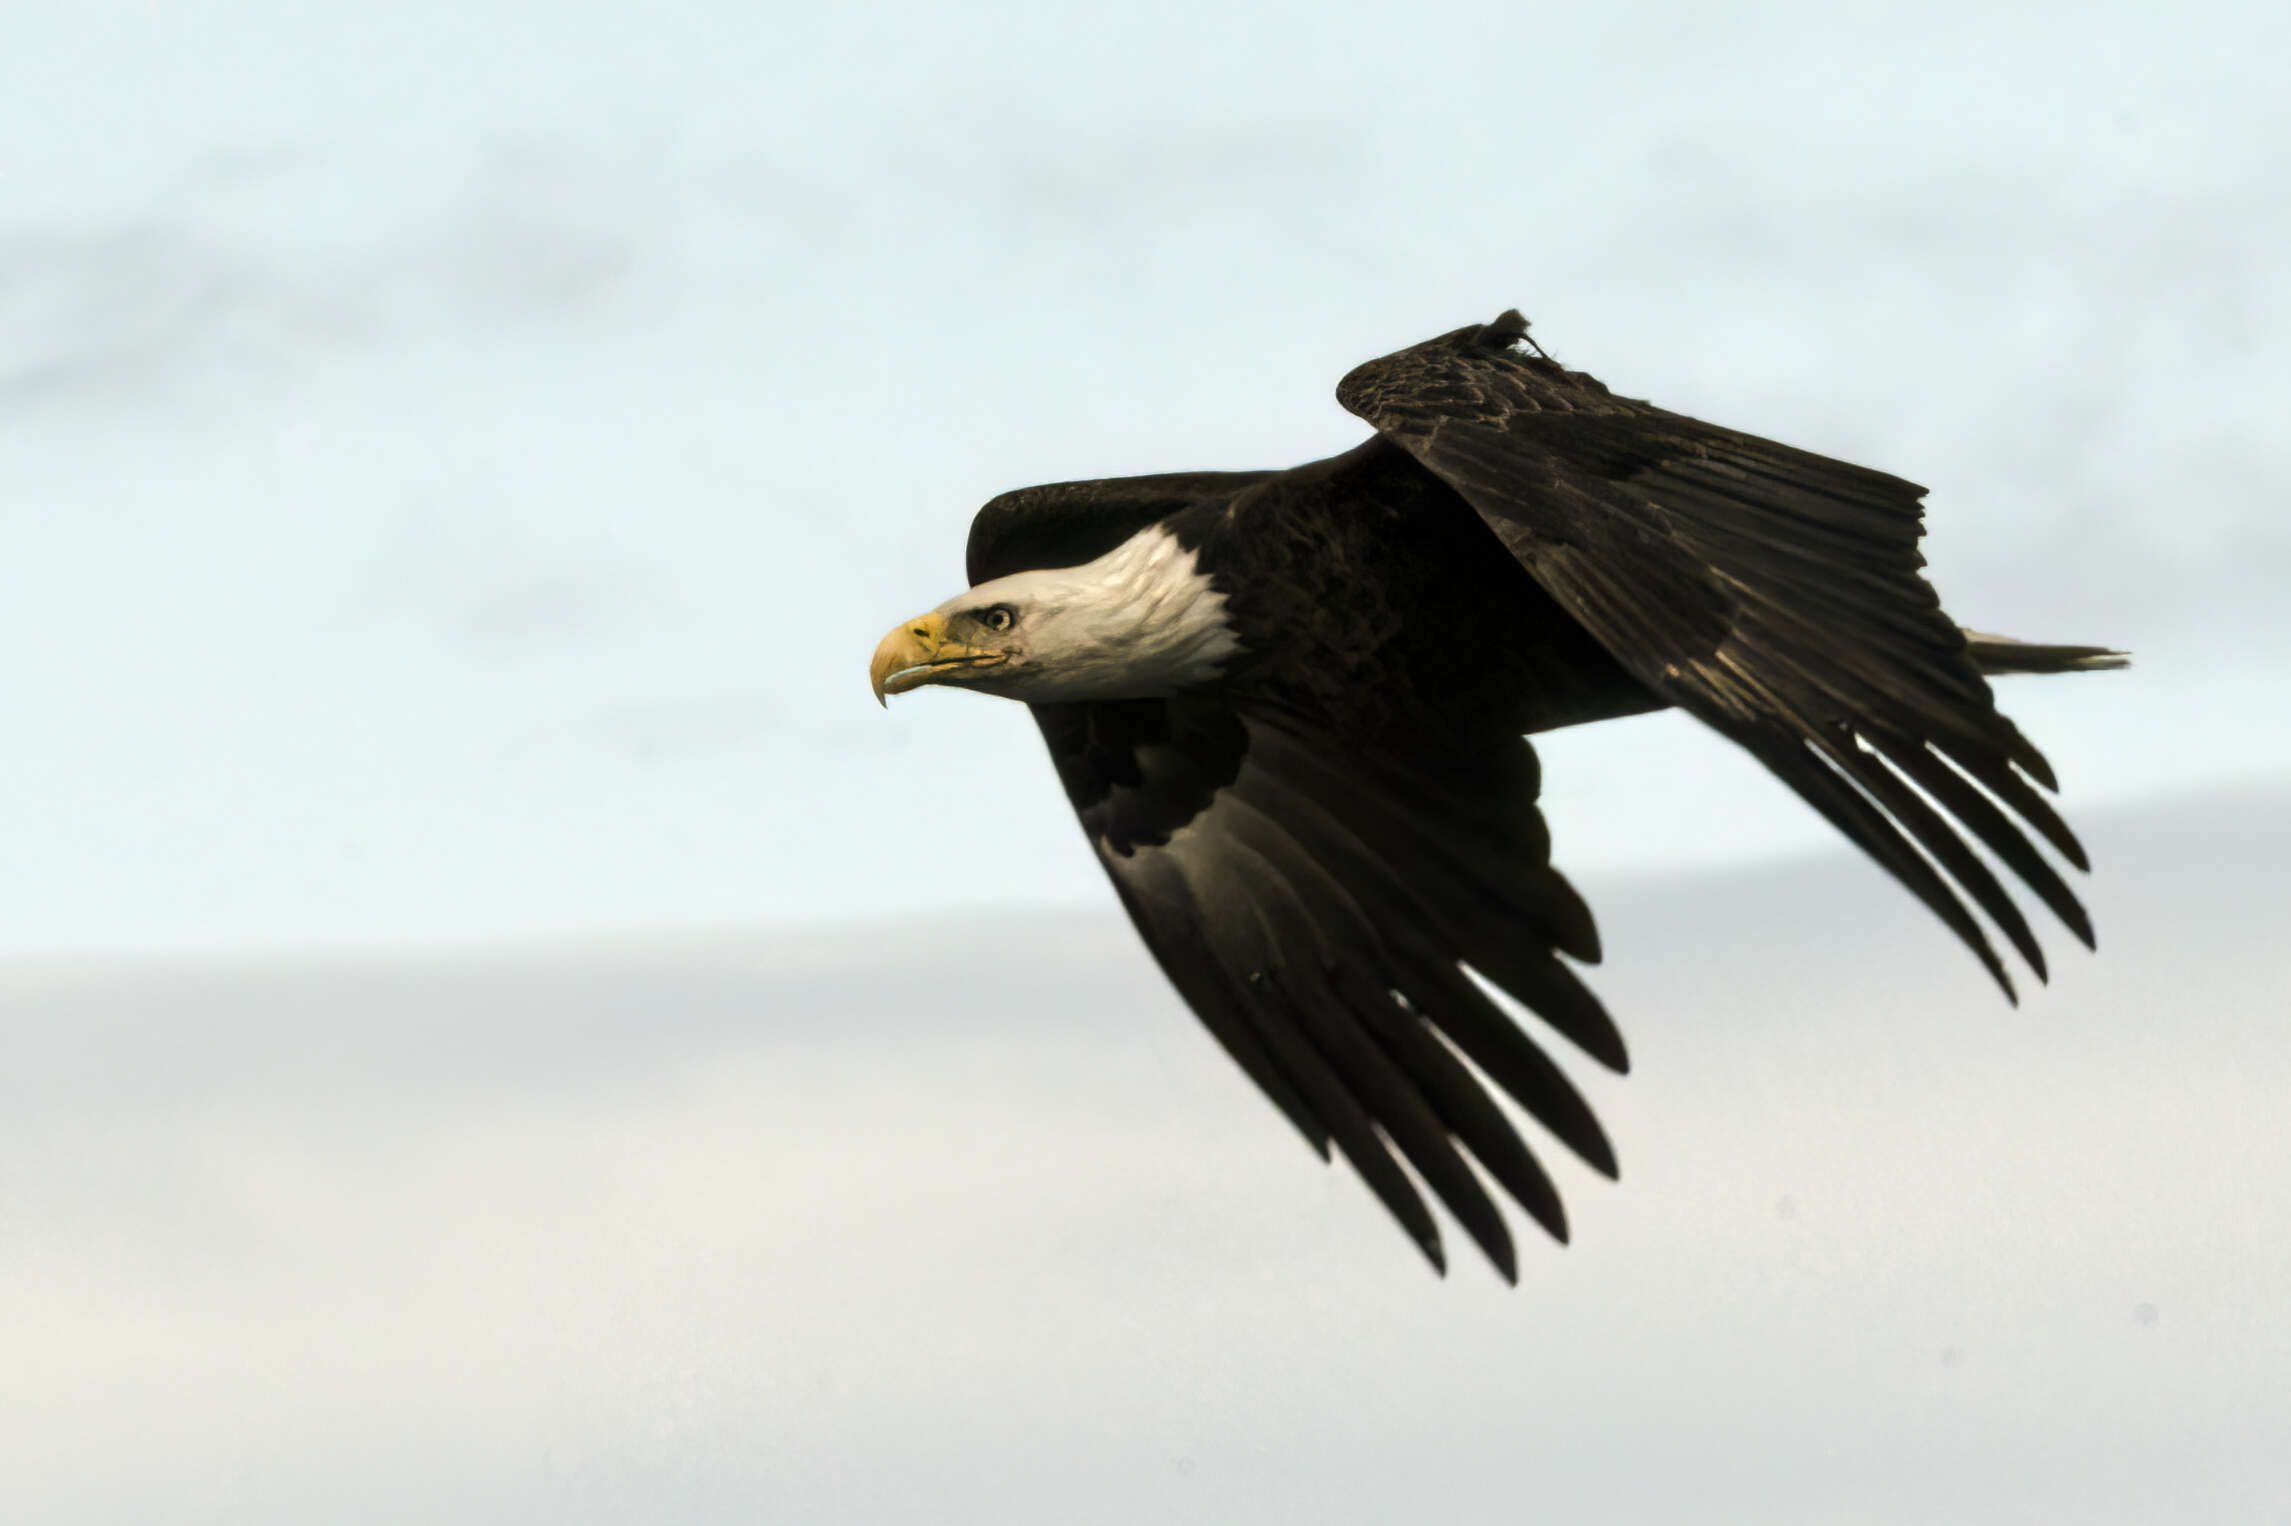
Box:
[5,784,2286,1521]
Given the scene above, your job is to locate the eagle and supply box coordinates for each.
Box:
[868,310,2124,1281]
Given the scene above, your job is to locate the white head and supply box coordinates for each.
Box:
[870,525,1242,705]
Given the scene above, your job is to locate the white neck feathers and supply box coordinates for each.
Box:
[953,525,1241,702]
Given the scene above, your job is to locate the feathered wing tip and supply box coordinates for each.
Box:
[1960,629,2131,675]
[1336,324,2127,1003]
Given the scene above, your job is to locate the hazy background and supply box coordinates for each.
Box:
[6,0,2287,1520]
[10,788,2287,1523]
[6,0,2288,954]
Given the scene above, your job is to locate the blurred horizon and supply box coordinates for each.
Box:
[8,779,2286,1523]
[1,762,2260,971]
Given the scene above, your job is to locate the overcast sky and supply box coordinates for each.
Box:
[9,5,2290,1519]
[4,0,2287,955]
[7,784,2285,1522]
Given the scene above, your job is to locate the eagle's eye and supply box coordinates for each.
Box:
[978,605,1016,633]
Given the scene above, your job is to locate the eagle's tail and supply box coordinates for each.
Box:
[1961,628,2130,676]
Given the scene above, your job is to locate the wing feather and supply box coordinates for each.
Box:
[1339,311,2099,992]
[1040,695,1614,1280]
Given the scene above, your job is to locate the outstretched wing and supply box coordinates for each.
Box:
[1338,311,2094,998]
[1034,695,1618,1282]
[969,473,1623,1280]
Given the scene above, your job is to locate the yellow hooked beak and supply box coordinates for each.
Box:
[869,611,1010,705]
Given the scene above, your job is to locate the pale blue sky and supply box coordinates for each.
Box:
[7,7,2289,1516]
[5,0,2286,955]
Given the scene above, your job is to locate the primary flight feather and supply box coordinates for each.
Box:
[869,310,2125,1281]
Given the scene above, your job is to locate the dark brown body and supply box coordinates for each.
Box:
[1184,436,1662,748]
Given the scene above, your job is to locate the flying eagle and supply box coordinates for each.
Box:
[868,311,2124,1281]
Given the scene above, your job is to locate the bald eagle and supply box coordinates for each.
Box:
[869,311,2124,1281]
